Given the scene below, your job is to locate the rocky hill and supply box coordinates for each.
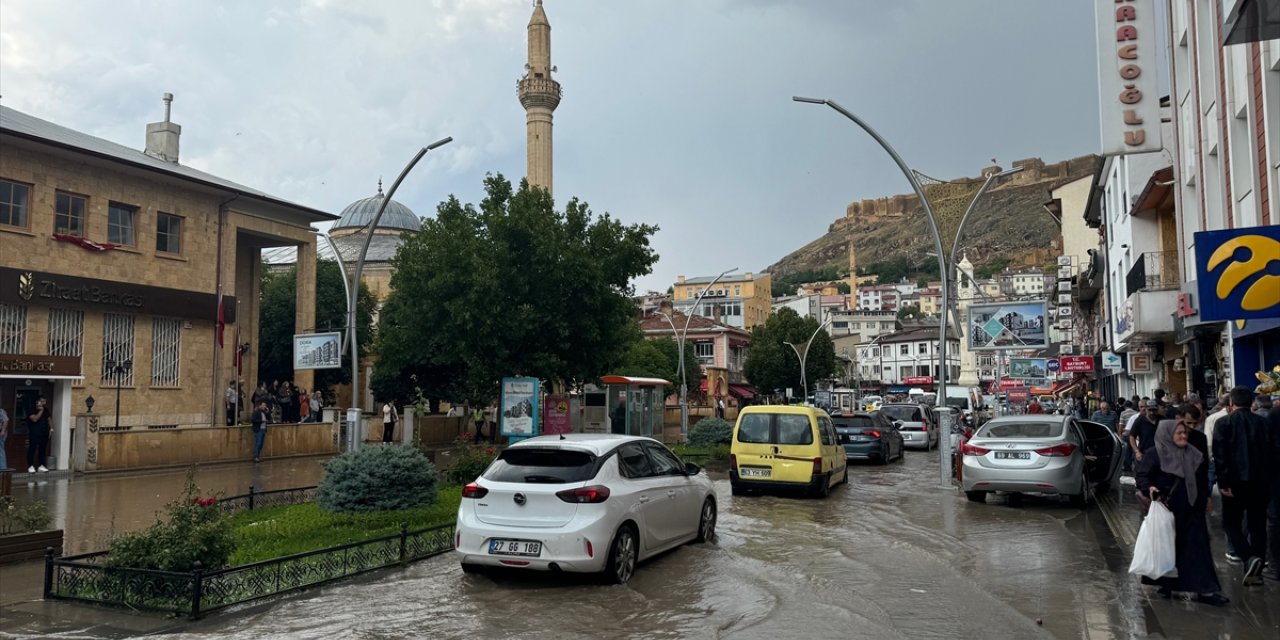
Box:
[765,155,1099,281]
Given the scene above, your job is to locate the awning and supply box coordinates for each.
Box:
[600,375,672,386]
[1054,379,1084,397]
[698,379,707,393]
[729,384,756,399]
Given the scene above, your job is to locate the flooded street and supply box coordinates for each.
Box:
[160,453,1158,640]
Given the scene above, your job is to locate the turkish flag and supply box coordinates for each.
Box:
[216,292,225,348]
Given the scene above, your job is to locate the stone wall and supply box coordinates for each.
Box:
[93,421,338,470]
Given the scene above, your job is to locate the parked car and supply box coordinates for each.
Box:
[959,415,1124,507]
[878,403,935,450]
[455,434,716,584]
[730,405,848,497]
[833,411,904,464]
[861,395,884,412]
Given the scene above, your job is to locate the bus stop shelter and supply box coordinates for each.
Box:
[600,375,669,439]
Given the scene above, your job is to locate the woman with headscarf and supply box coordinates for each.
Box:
[1136,405,1229,605]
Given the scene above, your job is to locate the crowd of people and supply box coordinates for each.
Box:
[222,380,325,427]
[1108,385,1280,606]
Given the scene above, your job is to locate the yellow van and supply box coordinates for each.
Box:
[730,405,848,497]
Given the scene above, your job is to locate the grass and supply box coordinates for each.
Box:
[227,485,462,565]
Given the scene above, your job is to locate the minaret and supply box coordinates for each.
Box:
[518,0,561,196]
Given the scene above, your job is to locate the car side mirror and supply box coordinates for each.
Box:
[684,461,701,476]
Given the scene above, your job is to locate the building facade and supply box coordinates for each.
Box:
[673,272,772,329]
[0,102,332,471]
[639,311,755,402]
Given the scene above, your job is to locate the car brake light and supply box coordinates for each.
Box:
[866,430,880,438]
[556,485,611,503]
[462,482,488,499]
[730,453,738,473]
[1035,443,1076,457]
[960,441,989,456]
[586,539,594,558]
[812,457,822,475]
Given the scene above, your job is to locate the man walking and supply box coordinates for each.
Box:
[224,381,239,426]
[26,396,51,473]
[1091,400,1119,434]
[1264,406,1280,581]
[250,401,270,463]
[472,405,486,443]
[1214,386,1275,586]
[1128,400,1162,468]
[382,400,398,444]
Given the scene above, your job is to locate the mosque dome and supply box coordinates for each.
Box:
[332,181,420,233]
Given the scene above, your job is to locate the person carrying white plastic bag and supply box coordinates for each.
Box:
[1129,499,1177,579]
[1132,409,1229,606]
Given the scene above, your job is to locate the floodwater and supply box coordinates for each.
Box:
[153,453,1207,640]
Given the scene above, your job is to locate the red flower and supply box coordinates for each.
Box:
[484,448,495,456]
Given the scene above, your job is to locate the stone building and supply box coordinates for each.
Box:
[0,100,334,471]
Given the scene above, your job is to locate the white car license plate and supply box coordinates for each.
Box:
[995,452,1030,460]
[489,539,542,557]
[740,468,771,478]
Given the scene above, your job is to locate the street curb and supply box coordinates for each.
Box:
[1097,490,1138,548]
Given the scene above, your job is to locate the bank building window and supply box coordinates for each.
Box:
[0,303,27,354]
[55,191,88,238]
[101,314,136,386]
[0,179,31,229]
[107,202,137,247]
[151,318,181,387]
[48,308,84,357]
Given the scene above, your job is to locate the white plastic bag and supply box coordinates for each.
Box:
[1129,500,1177,579]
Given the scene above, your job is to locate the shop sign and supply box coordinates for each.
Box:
[543,395,573,435]
[1100,352,1124,370]
[1060,356,1095,373]
[1095,0,1162,155]
[1129,352,1154,374]
[0,354,81,377]
[1,267,234,322]
[903,376,933,385]
[1193,225,1280,321]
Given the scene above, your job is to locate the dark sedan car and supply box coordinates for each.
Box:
[834,412,904,464]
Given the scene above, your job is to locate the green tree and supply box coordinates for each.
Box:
[257,260,376,392]
[743,307,836,398]
[616,336,698,396]
[372,174,659,407]
[897,304,923,321]
[974,256,1012,280]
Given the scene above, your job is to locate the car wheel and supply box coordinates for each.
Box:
[1069,472,1091,509]
[838,465,849,485]
[812,472,831,498]
[696,498,716,543]
[604,524,638,584]
[965,490,987,503]
[878,444,890,465]
[460,562,484,575]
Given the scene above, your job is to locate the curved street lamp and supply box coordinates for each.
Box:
[783,312,834,405]
[793,96,952,486]
[661,266,738,441]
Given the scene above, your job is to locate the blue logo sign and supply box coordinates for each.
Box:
[1046,359,1061,372]
[1194,225,1280,322]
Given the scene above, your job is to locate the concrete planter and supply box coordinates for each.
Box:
[0,529,63,565]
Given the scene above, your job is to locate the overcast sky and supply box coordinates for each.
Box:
[1,0,1106,293]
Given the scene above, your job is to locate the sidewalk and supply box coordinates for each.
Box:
[1097,477,1279,638]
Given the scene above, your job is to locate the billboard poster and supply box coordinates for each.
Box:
[1009,358,1048,379]
[500,377,540,437]
[968,301,1049,350]
[1193,225,1280,321]
[1094,0,1162,155]
[543,395,573,435]
[293,332,341,370]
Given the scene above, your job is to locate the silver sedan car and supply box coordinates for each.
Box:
[960,415,1123,507]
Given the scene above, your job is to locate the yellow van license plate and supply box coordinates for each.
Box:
[740,468,771,478]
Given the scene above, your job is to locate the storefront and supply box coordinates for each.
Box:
[0,355,80,470]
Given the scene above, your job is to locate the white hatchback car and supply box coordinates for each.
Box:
[455,434,717,583]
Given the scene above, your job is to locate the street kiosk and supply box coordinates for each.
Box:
[599,375,669,439]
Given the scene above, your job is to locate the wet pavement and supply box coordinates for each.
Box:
[3,451,1277,639]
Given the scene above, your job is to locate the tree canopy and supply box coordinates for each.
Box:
[615,336,698,396]
[371,174,659,406]
[742,307,837,398]
[257,260,376,391]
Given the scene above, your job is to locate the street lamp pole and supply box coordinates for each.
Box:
[663,266,737,441]
[784,313,834,405]
[793,96,952,486]
[105,358,132,431]
[347,137,452,451]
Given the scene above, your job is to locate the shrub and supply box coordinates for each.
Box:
[105,471,232,571]
[689,417,733,448]
[0,497,53,535]
[442,436,499,485]
[317,445,438,514]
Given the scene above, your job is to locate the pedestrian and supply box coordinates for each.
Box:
[277,381,294,423]
[472,404,486,443]
[1213,386,1275,585]
[1254,394,1273,418]
[310,390,322,423]
[611,399,627,434]
[382,399,397,443]
[1027,398,1044,414]
[1091,401,1120,433]
[224,380,239,426]
[252,381,270,412]
[1118,400,1139,473]
[25,396,51,473]
[1129,401,1162,470]
[1264,406,1280,582]
[485,402,498,444]
[298,388,310,423]
[1136,407,1229,605]
[291,384,303,422]
[0,406,9,471]
[1186,393,1205,428]
[717,397,726,419]
[250,400,270,463]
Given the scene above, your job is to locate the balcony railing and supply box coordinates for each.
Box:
[1125,250,1179,297]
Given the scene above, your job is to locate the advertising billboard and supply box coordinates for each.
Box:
[967,301,1049,351]
[292,332,341,370]
[1094,0,1162,155]
[500,377,541,437]
[1193,225,1280,321]
[1009,358,1048,379]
